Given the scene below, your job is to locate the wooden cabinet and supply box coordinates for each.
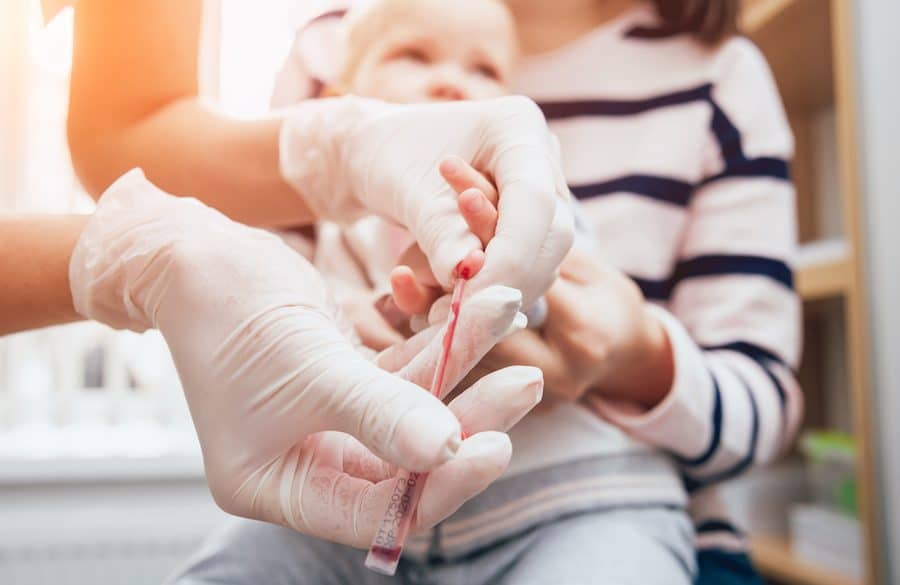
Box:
[742,1,877,583]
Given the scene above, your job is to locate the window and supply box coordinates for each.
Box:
[0,0,335,468]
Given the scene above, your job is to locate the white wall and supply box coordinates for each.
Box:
[853,1,900,583]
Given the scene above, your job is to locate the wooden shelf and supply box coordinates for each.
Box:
[751,535,863,585]
[796,238,851,301]
[742,0,834,111]
[743,0,879,581]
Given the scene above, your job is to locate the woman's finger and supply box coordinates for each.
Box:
[439,155,499,206]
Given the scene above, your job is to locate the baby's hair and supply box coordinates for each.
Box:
[648,0,740,45]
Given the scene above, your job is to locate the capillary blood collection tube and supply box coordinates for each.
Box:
[364,260,476,575]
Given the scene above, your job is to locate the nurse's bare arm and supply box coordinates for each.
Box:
[67,0,312,228]
[0,216,88,335]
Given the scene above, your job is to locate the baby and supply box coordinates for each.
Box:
[274,0,516,105]
[267,0,692,583]
[273,0,525,346]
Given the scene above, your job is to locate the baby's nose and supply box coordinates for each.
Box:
[428,82,466,101]
[426,63,471,101]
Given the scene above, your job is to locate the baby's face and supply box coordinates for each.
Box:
[346,0,517,103]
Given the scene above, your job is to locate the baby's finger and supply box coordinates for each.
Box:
[355,315,405,352]
[397,244,440,288]
[459,188,499,245]
[457,248,486,281]
[373,294,412,333]
[390,266,439,316]
[439,156,499,206]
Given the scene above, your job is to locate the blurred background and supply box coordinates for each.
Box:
[0,1,897,584]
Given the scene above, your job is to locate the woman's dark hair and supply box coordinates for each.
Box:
[648,0,741,45]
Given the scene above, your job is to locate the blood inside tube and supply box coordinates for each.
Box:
[366,546,402,574]
[365,469,426,575]
[430,281,465,401]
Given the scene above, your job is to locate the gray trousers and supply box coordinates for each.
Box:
[169,506,695,585]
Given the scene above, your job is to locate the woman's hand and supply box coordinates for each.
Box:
[69,170,543,547]
[485,248,674,408]
[279,96,574,304]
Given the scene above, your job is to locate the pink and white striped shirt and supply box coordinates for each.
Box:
[514,4,804,487]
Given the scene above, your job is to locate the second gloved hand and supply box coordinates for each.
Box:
[69,170,543,546]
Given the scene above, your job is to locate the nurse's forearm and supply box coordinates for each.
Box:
[0,216,88,335]
[68,0,313,228]
[69,100,313,228]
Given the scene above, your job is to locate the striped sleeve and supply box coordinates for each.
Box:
[590,40,803,491]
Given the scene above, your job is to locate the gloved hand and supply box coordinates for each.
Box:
[279,95,574,305]
[69,170,543,546]
[387,156,550,330]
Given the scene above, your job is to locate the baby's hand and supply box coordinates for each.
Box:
[439,156,499,244]
[341,289,406,352]
[389,156,500,316]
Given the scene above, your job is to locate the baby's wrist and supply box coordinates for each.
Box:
[592,307,674,409]
[632,307,675,408]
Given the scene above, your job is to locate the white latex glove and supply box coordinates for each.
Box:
[279,95,575,305]
[69,170,543,546]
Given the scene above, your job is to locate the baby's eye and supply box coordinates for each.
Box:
[393,47,430,64]
[472,62,501,81]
